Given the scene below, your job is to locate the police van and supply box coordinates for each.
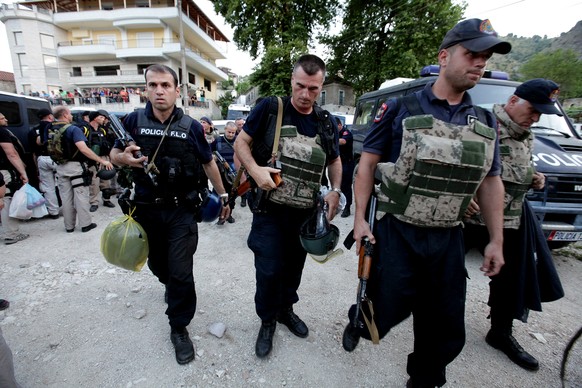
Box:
[352,66,582,248]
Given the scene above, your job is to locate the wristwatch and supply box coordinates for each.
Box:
[331,187,342,196]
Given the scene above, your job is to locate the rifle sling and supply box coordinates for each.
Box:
[361,299,380,344]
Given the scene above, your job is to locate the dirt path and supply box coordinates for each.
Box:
[2,204,581,387]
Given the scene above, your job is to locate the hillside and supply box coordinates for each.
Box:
[487,20,582,81]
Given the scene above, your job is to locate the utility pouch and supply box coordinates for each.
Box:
[185,189,202,214]
[249,187,270,214]
[81,164,93,186]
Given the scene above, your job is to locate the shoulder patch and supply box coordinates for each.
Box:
[374,102,388,123]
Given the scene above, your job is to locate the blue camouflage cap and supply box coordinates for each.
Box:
[439,18,511,54]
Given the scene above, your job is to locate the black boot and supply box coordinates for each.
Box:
[486,328,539,370]
[240,196,247,207]
[170,327,195,364]
[276,306,308,338]
[255,320,276,358]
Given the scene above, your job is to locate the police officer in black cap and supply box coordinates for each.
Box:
[464,78,565,372]
[342,18,510,387]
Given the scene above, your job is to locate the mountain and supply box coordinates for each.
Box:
[486,20,582,81]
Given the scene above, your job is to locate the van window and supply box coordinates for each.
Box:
[0,101,24,126]
[355,99,376,126]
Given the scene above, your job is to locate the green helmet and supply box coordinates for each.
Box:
[300,196,340,256]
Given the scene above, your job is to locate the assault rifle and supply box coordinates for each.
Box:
[343,194,379,343]
[107,113,159,186]
[213,151,236,193]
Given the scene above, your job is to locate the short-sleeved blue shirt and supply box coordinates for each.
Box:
[363,82,501,176]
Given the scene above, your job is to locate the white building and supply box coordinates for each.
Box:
[0,0,229,114]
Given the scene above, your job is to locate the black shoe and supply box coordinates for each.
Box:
[90,205,98,212]
[66,228,74,233]
[342,323,361,352]
[486,329,539,371]
[48,214,60,219]
[103,200,115,208]
[227,215,235,224]
[406,378,437,388]
[241,197,247,207]
[341,208,350,218]
[255,320,276,358]
[0,299,9,311]
[216,218,225,225]
[170,327,195,364]
[276,307,308,338]
[81,223,97,233]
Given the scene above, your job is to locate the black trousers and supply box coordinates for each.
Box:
[349,215,466,387]
[247,205,312,321]
[134,205,199,328]
[341,161,355,207]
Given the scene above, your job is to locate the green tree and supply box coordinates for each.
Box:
[322,0,465,95]
[519,49,582,100]
[213,0,340,96]
[217,92,236,119]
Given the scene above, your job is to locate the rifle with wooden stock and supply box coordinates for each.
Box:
[343,194,380,343]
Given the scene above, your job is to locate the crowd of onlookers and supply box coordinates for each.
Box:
[24,86,211,107]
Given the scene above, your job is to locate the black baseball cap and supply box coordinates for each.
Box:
[200,116,213,126]
[439,18,511,54]
[515,79,562,116]
[36,108,52,119]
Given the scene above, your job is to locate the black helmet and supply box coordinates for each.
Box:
[97,168,117,180]
[300,197,340,256]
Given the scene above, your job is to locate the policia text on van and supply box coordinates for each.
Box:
[351,66,582,248]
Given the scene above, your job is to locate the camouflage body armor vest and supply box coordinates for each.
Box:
[268,125,327,209]
[376,114,496,228]
[466,104,534,229]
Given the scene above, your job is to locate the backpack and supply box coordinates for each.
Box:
[47,123,75,164]
[0,128,26,170]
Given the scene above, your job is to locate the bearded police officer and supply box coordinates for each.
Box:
[464,79,565,371]
[234,54,342,358]
[110,64,230,365]
[341,19,510,387]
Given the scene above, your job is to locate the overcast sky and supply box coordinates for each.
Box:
[0,0,580,76]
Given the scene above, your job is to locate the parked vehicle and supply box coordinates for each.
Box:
[351,68,582,248]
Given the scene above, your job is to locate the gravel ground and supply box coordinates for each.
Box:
[1,201,581,388]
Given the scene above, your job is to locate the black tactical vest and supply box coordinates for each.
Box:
[134,110,201,197]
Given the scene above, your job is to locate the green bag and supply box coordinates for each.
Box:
[101,213,149,271]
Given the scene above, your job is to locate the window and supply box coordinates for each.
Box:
[137,64,153,75]
[16,53,27,77]
[339,90,345,105]
[13,31,23,46]
[135,0,150,7]
[188,73,195,85]
[43,55,58,78]
[94,65,119,76]
[102,2,113,10]
[40,34,55,49]
[204,79,212,92]
[72,67,82,77]
[136,32,155,48]
[97,35,116,46]
[320,90,326,105]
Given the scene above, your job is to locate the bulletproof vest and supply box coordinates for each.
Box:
[215,135,235,163]
[466,104,534,229]
[376,113,496,228]
[268,125,327,209]
[134,110,201,196]
[84,125,110,156]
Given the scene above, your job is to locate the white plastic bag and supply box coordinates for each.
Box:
[9,185,32,220]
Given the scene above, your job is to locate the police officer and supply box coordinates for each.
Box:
[234,54,342,358]
[337,118,354,217]
[32,108,60,219]
[52,106,113,233]
[341,19,510,387]
[84,110,115,211]
[110,64,230,365]
[464,79,565,371]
